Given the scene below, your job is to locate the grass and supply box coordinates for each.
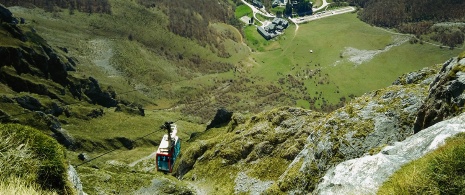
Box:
[378,133,465,194]
[246,13,462,108]
[244,25,269,51]
[235,4,253,18]
[0,177,57,195]
[3,2,465,194]
[0,124,73,194]
[311,0,323,7]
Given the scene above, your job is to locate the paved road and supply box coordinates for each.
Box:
[290,6,356,24]
[240,0,274,18]
[313,0,330,12]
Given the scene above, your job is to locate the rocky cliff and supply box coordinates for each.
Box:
[176,52,465,194]
[0,4,144,149]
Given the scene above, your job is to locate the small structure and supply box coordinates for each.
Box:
[257,17,289,40]
[252,0,263,8]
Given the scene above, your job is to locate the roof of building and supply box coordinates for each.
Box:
[257,26,270,36]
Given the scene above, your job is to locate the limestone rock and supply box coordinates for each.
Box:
[315,113,465,195]
[276,65,438,193]
[68,165,87,195]
[14,95,44,111]
[115,103,145,116]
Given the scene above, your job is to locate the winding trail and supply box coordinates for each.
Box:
[375,26,465,49]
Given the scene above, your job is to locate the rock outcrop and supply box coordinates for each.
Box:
[315,112,465,194]
[272,65,438,193]
[206,108,233,130]
[0,3,17,24]
[68,165,86,195]
[414,56,465,133]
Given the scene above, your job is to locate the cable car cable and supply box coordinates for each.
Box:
[74,130,158,168]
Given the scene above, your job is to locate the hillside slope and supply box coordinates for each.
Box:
[176,52,465,194]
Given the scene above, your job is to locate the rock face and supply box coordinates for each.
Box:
[315,112,465,194]
[0,5,121,110]
[175,107,324,194]
[414,57,465,133]
[273,66,438,193]
[0,4,17,24]
[206,108,233,130]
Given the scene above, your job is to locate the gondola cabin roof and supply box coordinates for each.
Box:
[156,124,179,155]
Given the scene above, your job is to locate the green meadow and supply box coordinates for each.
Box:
[244,13,462,108]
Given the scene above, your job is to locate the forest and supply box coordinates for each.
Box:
[137,0,240,52]
[354,0,465,47]
[0,0,111,14]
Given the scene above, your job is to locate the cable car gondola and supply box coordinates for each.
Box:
[156,122,181,173]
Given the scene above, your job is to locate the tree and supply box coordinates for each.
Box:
[285,2,292,16]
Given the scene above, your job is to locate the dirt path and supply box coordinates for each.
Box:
[88,39,120,76]
[375,27,465,49]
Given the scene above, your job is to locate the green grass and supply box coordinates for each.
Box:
[0,177,57,195]
[378,133,465,194]
[247,13,462,108]
[235,4,253,18]
[244,25,269,51]
[0,124,73,194]
[271,6,285,14]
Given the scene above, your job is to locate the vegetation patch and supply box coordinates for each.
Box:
[378,133,465,194]
[0,123,72,194]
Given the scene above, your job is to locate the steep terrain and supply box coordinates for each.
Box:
[1,0,465,194]
[175,53,465,194]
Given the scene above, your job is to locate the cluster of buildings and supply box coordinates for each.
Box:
[257,17,289,40]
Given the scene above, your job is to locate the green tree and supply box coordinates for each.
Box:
[285,2,292,16]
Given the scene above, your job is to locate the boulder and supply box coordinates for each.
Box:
[86,108,104,119]
[35,111,76,148]
[14,95,44,111]
[115,103,145,116]
[206,108,233,130]
[414,57,465,133]
[78,153,89,161]
[83,77,118,107]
